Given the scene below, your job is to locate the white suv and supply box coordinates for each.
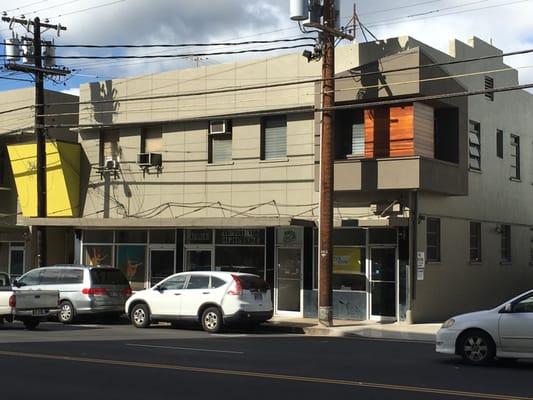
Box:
[125,271,273,333]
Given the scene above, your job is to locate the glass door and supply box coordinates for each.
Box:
[369,247,397,320]
[186,249,212,271]
[275,247,302,315]
[149,248,175,287]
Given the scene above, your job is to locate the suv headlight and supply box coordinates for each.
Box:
[441,318,455,329]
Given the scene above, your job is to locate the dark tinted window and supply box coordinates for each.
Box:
[333,228,366,246]
[60,269,84,284]
[18,269,41,286]
[84,230,113,243]
[186,275,210,289]
[211,277,226,288]
[115,230,147,243]
[40,269,61,284]
[238,275,269,291]
[90,268,128,285]
[159,275,187,290]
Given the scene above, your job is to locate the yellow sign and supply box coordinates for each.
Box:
[333,247,362,275]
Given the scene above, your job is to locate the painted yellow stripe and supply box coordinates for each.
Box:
[0,350,529,400]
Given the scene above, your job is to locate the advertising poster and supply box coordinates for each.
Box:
[84,245,113,267]
[333,247,362,275]
[116,245,146,284]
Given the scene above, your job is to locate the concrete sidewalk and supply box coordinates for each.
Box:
[267,316,441,342]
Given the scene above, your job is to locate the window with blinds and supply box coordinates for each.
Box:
[468,120,481,171]
[101,130,120,163]
[210,134,232,163]
[484,76,494,101]
[143,126,162,153]
[262,116,287,160]
[351,123,365,156]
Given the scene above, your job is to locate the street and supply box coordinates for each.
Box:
[1,321,532,400]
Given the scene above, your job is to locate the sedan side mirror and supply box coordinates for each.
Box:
[12,279,20,288]
[504,303,512,313]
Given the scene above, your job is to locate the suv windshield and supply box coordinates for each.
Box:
[90,268,128,285]
[238,275,269,292]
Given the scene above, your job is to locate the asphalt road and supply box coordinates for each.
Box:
[1,321,532,400]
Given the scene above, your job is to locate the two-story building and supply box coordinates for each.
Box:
[16,36,533,323]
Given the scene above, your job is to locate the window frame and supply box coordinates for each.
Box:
[208,132,233,164]
[496,129,503,159]
[484,76,494,101]
[261,115,287,160]
[501,224,511,263]
[510,134,520,180]
[426,217,441,262]
[468,120,481,171]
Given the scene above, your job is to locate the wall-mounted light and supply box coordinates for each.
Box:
[417,215,426,224]
[495,225,503,234]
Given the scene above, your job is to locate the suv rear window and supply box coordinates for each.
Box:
[90,269,128,285]
[238,275,269,292]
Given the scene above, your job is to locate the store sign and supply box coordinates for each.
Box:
[417,251,425,281]
[216,229,265,245]
[186,229,213,244]
[333,247,362,275]
[276,227,303,245]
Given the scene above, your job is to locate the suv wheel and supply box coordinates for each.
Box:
[459,330,495,365]
[131,304,150,328]
[58,301,75,324]
[201,307,222,333]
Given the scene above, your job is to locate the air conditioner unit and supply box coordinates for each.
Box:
[104,157,120,170]
[137,152,162,168]
[209,120,230,135]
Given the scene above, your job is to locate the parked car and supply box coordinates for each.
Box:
[0,272,59,329]
[13,265,132,323]
[436,289,533,364]
[126,271,273,333]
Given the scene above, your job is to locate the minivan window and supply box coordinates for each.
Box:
[60,269,84,284]
[90,268,128,285]
[17,269,40,286]
[238,275,269,292]
[186,275,210,289]
[40,269,61,284]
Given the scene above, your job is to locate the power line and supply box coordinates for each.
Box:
[45,0,126,19]
[0,75,34,82]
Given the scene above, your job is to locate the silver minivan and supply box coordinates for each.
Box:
[13,265,132,323]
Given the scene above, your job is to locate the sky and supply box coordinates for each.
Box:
[0,0,532,95]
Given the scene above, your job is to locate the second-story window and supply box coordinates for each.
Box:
[470,222,481,262]
[351,122,365,156]
[468,120,481,171]
[100,129,120,164]
[510,134,520,180]
[426,217,441,262]
[208,120,232,164]
[501,224,511,262]
[262,116,287,160]
[142,126,162,154]
[496,129,503,159]
[484,76,494,101]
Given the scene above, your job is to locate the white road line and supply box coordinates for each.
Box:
[125,343,244,355]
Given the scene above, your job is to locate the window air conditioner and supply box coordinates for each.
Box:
[137,152,162,168]
[209,120,230,135]
[104,157,120,170]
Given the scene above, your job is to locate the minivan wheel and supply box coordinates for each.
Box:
[201,307,222,333]
[131,304,150,328]
[58,301,75,324]
[459,330,495,365]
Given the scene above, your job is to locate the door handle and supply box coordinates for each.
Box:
[174,293,181,296]
[202,292,211,295]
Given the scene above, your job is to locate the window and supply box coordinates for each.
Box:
[426,217,441,262]
[496,129,503,159]
[17,269,41,286]
[100,130,120,164]
[186,275,210,289]
[209,132,232,163]
[530,228,533,264]
[211,277,226,288]
[40,269,61,284]
[351,123,365,156]
[484,76,494,101]
[469,121,481,171]
[142,126,162,153]
[160,275,187,290]
[262,116,287,160]
[90,268,128,285]
[333,247,366,291]
[60,269,84,284]
[469,222,481,262]
[512,294,533,313]
[501,224,511,262]
[510,134,520,180]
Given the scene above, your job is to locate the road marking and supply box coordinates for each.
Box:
[0,350,530,400]
[125,343,244,354]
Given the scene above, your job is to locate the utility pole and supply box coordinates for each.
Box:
[290,0,353,326]
[2,16,69,267]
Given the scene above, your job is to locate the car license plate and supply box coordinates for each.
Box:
[109,291,119,297]
[32,309,46,316]
[254,293,262,301]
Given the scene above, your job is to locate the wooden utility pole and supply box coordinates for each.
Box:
[2,16,69,267]
[318,0,335,327]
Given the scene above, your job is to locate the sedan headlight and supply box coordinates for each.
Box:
[441,318,455,329]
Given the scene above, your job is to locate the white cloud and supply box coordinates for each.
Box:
[61,87,80,96]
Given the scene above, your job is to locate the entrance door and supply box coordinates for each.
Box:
[9,245,25,278]
[369,247,397,320]
[186,249,212,271]
[276,247,302,315]
[149,248,175,287]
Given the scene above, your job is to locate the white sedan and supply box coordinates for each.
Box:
[436,289,533,364]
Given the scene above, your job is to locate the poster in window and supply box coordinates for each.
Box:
[333,247,362,275]
[116,245,146,285]
[84,245,113,267]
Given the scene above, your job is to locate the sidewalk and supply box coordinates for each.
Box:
[267,316,441,342]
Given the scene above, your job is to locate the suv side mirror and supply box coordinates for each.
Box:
[155,285,165,292]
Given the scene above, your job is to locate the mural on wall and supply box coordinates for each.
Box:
[116,245,145,284]
[84,245,112,267]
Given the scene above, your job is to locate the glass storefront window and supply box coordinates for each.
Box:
[116,245,146,290]
[332,247,366,291]
[84,230,113,243]
[115,230,147,244]
[84,245,113,266]
[333,228,366,246]
[150,230,176,244]
[185,229,213,244]
[215,229,265,245]
[214,246,265,278]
